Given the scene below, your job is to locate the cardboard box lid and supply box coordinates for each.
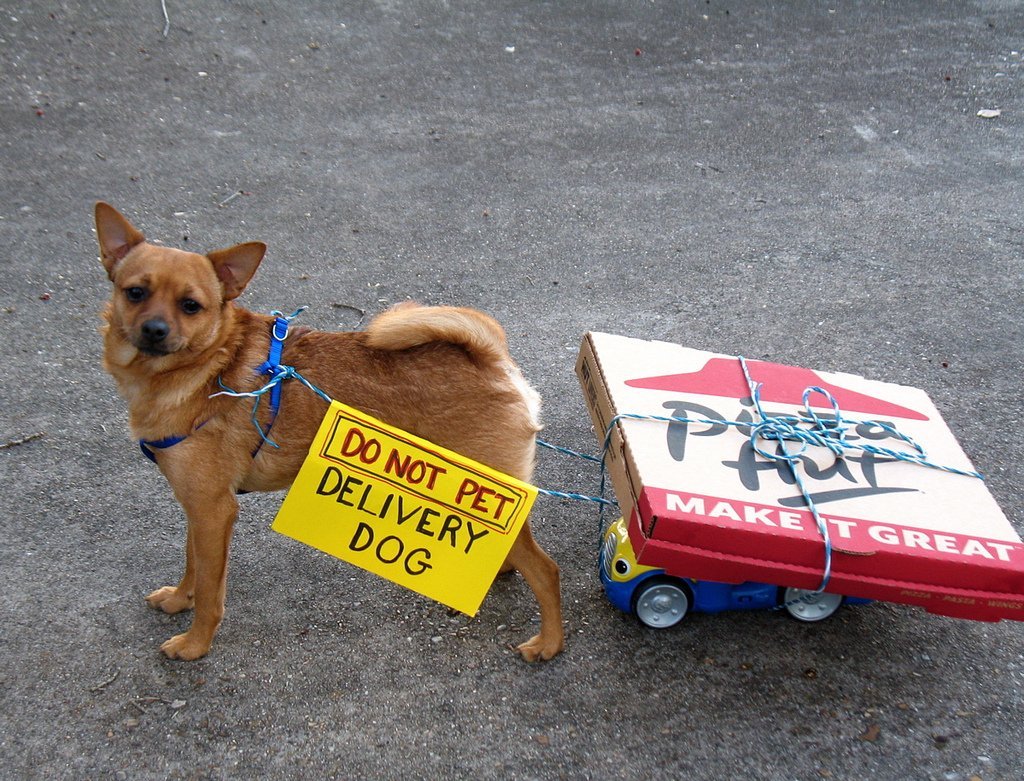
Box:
[577,332,1024,621]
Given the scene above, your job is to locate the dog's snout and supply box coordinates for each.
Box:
[141,318,170,344]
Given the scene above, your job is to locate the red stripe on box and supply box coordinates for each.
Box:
[627,488,1024,622]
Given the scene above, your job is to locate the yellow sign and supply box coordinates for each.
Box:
[272,401,538,615]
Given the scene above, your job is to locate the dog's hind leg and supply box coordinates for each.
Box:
[503,523,564,661]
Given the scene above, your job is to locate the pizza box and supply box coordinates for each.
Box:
[576,332,1024,621]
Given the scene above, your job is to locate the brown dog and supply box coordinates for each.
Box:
[95,202,563,662]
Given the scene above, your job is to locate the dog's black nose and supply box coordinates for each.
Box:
[141,319,170,344]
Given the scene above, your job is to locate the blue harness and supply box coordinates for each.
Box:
[138,311,297,463]
[139,431,192,463]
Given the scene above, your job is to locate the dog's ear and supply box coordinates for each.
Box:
[207,242,267,301]
[95,202,146,279]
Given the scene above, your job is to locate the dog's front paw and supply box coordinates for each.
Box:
[160,631,211,661]
[145,586,194,614]
[516,633,565,662]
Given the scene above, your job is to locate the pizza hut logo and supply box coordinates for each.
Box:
[623,358,930,506]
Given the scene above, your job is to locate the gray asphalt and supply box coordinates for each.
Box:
[2,1,1023,779]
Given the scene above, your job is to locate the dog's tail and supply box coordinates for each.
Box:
[364,303,510,364]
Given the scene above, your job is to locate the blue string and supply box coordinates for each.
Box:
[536,438,603,464]
[739,358,835,592]
[535,438,615,507]
[735,359,982,481]
[537,487,617,507]
[211,307,332,448]
[213,367,333,448]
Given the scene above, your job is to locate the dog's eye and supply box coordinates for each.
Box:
[124,287,147,303]
[180,298,203,315]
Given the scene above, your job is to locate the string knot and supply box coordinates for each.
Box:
[211,307,331,449]
[748,386,850,464]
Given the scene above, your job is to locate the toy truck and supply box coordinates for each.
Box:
[600,517,870,628]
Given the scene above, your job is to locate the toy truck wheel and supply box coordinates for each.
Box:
[632,577,691,629]
[781,587,843,622]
